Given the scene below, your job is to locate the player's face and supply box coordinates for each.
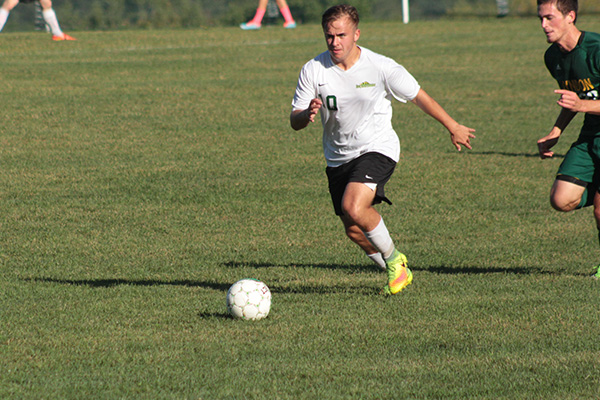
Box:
[538,2,575,44]
[324,16,360,66]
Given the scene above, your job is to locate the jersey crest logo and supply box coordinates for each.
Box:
[356,81,376,89]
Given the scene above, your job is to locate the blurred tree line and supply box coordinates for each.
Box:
[4,0,600,31]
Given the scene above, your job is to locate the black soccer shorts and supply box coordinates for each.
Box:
[325,152,396,216]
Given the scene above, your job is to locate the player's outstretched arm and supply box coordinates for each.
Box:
[290,98,323,131]
[537,106,577,159]
[411,89,475,151]
[537,129,562,159]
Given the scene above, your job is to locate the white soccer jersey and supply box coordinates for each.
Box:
[292,47,421,167]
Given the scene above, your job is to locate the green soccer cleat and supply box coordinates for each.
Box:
[383,251,412,295]
[593,265,600,279]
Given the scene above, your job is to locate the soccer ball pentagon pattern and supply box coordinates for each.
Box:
[226,279,271,320]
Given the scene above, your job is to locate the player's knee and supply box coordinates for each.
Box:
[3,0,19,10]
[550,194,578,212]
[39,0,52,9]
[341,203,362,223]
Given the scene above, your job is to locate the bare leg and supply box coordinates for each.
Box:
[550,179,586,212]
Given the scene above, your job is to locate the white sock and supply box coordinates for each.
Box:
[367,253,386,270]
[42,9,63,36]
[364,218,395,259]
[0,8,9,32]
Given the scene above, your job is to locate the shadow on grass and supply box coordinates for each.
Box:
[21,276,381,295]
[224,260,369,271]
[421,265,557,275]
[21,262,566,300]
[23,277,231,291]
[197,312,233,319]
[469,151,565,159]
[224,261,558,276]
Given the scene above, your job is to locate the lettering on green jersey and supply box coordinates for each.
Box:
[559,78,599,100]
[560,78,595,92]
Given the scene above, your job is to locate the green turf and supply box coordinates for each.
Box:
[2,18,600,399]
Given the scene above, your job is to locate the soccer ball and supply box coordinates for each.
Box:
[226,279,271,320]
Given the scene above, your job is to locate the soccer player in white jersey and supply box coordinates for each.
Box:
[0,0,75,40]
[290,4,475,295]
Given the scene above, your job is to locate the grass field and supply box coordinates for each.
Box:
[2,16,600,399]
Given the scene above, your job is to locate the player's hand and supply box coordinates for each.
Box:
[556,90,584,113]
[306,98,323,123]
[537,133,560,159]
[449,124,476,151]
[290,98,323,130]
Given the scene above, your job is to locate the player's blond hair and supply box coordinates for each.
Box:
[321,5,359,31]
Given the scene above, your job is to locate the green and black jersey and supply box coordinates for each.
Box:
[544,31,600,137]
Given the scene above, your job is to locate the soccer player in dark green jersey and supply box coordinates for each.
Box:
[537,0,600,277]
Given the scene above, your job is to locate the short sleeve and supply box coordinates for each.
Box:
[383,60,420,103]
[292,61,317,111]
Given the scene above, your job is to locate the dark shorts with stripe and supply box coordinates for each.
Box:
[325,152,396,216]
[557,135,600,190]
[20,0,38,4]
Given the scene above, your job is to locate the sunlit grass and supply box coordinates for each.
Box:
[1,17,600,398]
